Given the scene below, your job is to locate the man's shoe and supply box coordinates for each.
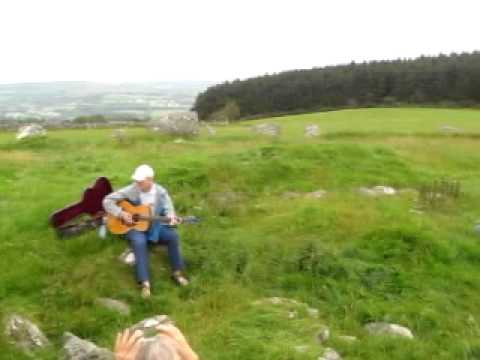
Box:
[140,283,151,298]
[172,272,189,287]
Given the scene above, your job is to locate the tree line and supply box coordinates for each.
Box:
[193,52,480,121]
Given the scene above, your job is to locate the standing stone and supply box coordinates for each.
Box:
[206,125,217,136]
[111,129,128,143]
[149,111,199,137]
[252,123,281,137]
[63,332,114,360]
[5,314,50,352]
[16,124,47,140]
[305,124,320,137]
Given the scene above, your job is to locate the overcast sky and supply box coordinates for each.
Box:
[0,0,478,84]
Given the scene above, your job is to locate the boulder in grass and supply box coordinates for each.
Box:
[474,223,480,236]
[206,125,217,136]
[306,190,327,199]
[252,123,281,137]
[316,326,330,343]
[5,314,50,352]
[150,111,199,137]
[305,124,321,137]
[318,347,342,360]
[63,332,114,360]
[365,322,414,339]
[440,125,462,133]
[96,298,131,316]
[16,124,47,140]
[253,297,320,319]
[111,129,128,143]
[337,335,358,343]
[359,186,396,197]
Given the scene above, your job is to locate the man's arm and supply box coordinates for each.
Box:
[102,185,135,217]
[162,190,175,217]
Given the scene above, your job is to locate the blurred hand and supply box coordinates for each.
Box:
[156,324,187,344]
[168,214,180,226]
[121,211,134,225]
[114,329,143,360]
[156,324,199,360]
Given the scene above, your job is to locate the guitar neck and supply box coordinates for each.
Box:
[138,214,171,222]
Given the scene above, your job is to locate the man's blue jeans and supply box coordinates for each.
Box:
[126,226,185,283]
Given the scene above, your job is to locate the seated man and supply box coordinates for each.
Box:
[103,164,189,298]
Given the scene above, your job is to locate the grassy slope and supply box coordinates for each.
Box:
[0,108,479,359]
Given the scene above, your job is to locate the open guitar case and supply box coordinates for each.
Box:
[49,177,113,239]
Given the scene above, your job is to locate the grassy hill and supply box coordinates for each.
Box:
[1,108,479,359]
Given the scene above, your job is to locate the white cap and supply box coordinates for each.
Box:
[131,164,154,181]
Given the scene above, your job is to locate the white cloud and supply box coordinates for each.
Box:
[0,0,478,83]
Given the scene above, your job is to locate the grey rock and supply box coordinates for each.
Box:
[359,186,396,196]
[63,332,114,360]
[5,314,50,352]
[474,223,480,235]
[206,125,217,136]
[338,335,358,343]
[294,345,309,353]
[111,129,128,143]
[440,125,462,133]
[319,347,342,360]
[365,322,414,339]
[316,327,330,343]
[16,124,47,140]
[306,190,327,199]
[282,190,327,200]
[253,297,320,319]
[149,111,199,137]
[96,298,131,316]
[307,308,320,318]
[409,208,424,215]
[305,124,321,137]
[288,310,298,319]
[282,191,302,199]
[252,123,281,136]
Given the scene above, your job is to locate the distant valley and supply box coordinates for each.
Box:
[0,81,211,121]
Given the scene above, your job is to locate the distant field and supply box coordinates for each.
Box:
[1,108,479,359]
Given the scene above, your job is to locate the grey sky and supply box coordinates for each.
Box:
[0,0,478,84]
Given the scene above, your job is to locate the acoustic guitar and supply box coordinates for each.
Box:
[107,200,200,235]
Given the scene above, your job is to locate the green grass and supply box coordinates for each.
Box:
[1,108,480,359]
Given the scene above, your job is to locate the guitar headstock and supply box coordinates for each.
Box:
[180,216,201,224]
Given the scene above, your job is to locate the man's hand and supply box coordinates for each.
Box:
[156,324,199,360]
[167,214,181,226]
[121,211,134,225]
[114,329,143,360]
